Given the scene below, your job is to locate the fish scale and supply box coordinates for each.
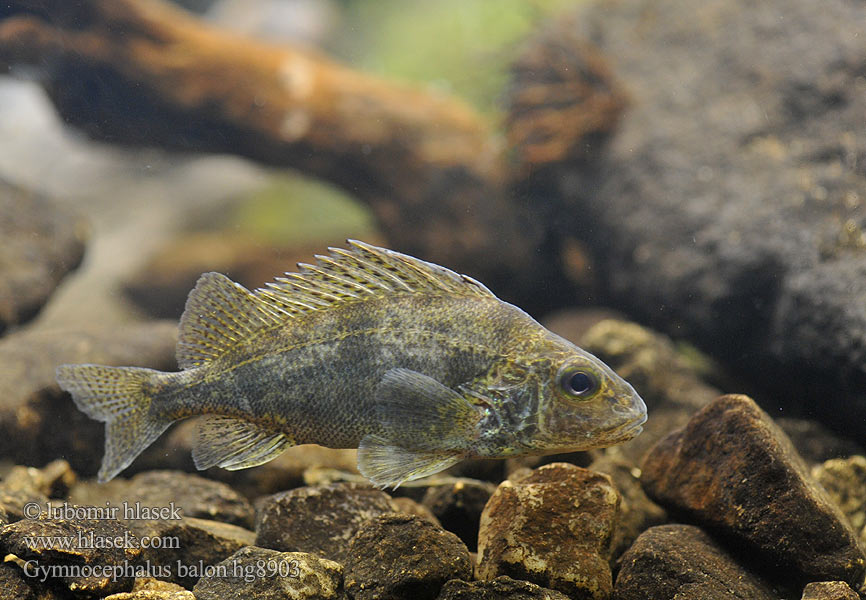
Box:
[55,240,646,488]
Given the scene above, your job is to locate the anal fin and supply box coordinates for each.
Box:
[357,434,464,489]
[193,415,294,471]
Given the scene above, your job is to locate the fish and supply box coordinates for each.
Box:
[55,240,646,488]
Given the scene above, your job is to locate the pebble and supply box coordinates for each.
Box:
[614,524,777,599]
[344,513,472,600]
[125,516,256,589]
[812,455,866,534]
[193,545,344,600]
[254,482,396,563]
[800,581,861,600]
[477,463,618,599]
[435,575,570,600]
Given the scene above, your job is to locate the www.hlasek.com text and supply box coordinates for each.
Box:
[22,530,179,550]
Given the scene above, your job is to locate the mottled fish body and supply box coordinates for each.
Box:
[56,241,646,488]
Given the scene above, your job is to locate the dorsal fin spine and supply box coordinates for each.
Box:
[176,242,496,370]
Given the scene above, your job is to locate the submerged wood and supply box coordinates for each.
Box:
[0,0,625,311]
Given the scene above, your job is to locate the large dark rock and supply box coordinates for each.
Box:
[641,395,866,587]
[545,0,866,439]
[0,179,88,335]
[254,482,397,564]
[0,322,177,477]
[344,513,472,600]
[477,463,619,600]
[614,524,778,600]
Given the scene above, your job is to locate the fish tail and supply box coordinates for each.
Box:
[55,364,174,482]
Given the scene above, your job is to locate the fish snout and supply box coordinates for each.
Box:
[608,389,647,438]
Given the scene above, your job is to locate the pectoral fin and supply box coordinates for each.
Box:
[357,434,464,489]
[374,368,482,450]
[357,368,484,488]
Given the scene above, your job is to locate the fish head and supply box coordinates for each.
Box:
[489,332,647,454]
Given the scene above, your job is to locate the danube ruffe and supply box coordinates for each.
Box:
[56,241,646,488]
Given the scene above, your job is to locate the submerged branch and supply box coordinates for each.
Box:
[0,0,625,311]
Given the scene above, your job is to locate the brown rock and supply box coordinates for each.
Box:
[812,456,866,534]
[104,577,195,599]
[0,322,177,478]
[0,513,141,596]
[436,576,571,600]
[614,524,777,600]
[69,470,254,528]
[0,562,35,600]
[345,513,472,600]
[801,581,860,600]
[422,479,497,551]
[192,546,343,600]
[641,394,866,586]
[477,463,619,600]
[542,308,628,345]
[0,179,88,334]
[0,461,76,523]
[126,516,255,589]
[0,466,50,523]
[254,482,397,563]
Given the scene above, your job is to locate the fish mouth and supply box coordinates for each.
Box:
[604,408,647,442]
[615,419,645,441]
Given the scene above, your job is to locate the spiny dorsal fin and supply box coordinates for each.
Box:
[177,272,286,369]
[177,242,495,369]
[256,240,495,314]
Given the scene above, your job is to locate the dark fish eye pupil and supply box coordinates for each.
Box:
[568,372,594,395]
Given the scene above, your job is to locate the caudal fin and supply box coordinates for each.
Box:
[55,364,173,482]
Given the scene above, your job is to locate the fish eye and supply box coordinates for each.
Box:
[559,369,600,400]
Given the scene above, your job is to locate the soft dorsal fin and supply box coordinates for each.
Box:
[177,272,286,369]
[176,242,496,369]
[256,240,495,313]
